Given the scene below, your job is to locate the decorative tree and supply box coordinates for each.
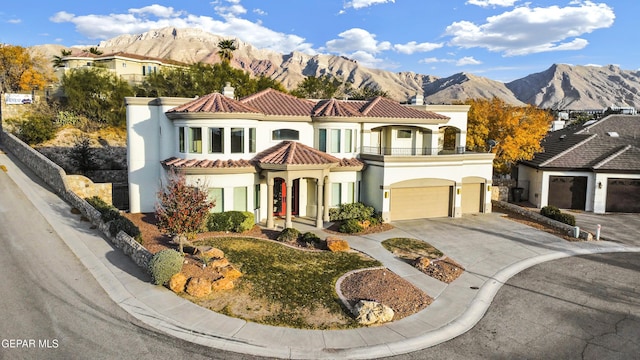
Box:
[0,44,52,92]
[155,169,214,253]
[217,39,237,63]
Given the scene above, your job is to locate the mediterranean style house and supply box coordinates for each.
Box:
[125,86,495,229]
[55,51,185,85]
[517,114,640,213]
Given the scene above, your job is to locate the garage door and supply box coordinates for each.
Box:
[461,183,482,214]
[390,186,451,220]
[548,176,587,210]
[606,178,640,212]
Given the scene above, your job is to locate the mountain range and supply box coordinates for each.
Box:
[33,27,640,110]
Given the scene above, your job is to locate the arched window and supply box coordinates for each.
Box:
[272,129,299,140]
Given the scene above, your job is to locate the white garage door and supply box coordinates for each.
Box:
[461,183,482,214]
[390,186,451,220]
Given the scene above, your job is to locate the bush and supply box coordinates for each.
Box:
[206,211,254,233]
[149,249,184,286]
[556,213,576,226]
[339,219,364,234]
[276,227,300,243]
[85,196,143,243]
[301,232,322,248]
[540,206,561,218]
[540,205,576,226]
[329,202,376,221]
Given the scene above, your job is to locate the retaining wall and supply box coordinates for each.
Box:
[493,200,593,241]
[0,130,152,270]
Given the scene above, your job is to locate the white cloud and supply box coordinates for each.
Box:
[466,0,518,7]
[419,57,455,64]
[394,41,443,54]
[48,4,315,55]
[445,1,615,56]
[456,56,482,66]
[344,0,395,10]
[7,18,21,24]
[325,28,390,54]
[253,8,267,16]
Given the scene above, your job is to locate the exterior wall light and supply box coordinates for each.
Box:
[598,181,602,189]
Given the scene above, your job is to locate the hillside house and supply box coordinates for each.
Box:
[518,114,640,213]
[125,86,495,228]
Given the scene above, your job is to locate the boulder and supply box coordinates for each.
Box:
[326,236,350,252]
[353,300,394,325]
[212,277,234,291]
[168,272,188,294]
[413,257,431,272]
[220,265,243,280]
[200,247,225,259]
[210,258,230,268]
[185,277,212,298]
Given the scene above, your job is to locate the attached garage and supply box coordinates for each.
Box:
[461,183,483,214]
[390,186,451,220]
[606,178,640,213]
[548,176,587,210]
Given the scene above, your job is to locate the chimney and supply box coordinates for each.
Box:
[223,82,235,98]
[411,93,424,106]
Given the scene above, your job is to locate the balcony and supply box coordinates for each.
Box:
[361,146,466,156]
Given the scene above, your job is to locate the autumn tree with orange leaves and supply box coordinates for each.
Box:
[466,97,553,174]
[0,44,52,93]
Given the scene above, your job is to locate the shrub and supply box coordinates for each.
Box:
[540,206,561,219]
[9,113,57,145]
[339,219,364,234]
[301,232,322,248]
[86,196,111,214]
[85,196,142,243]
[149,249,184,286]
[540,205,576,226]
[556,213,576,226]
[329,202,376,221]
[276,227,300,243]
[206,211,254,233]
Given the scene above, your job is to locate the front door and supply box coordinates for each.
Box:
[273,178,299,217]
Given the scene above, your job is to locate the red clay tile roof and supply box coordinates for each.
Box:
[337,158,365,168]
[167,93,262,114]
[312,99,362,117]
[253,141,341,165]
[359,96,449,119]
[240,88,316,116]
[162,157,255,169]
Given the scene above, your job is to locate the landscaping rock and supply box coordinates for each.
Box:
[412,257,431,271]
[168,272,188,294]
[210,258,230,268]
[326,236,350,252]
[185,277,212,297]
[220,265,243,280]
[201,247,225,259]
[212,277,234,291]
[353,300,394,325]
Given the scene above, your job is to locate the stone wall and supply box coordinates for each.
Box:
[0,130,152,270]
[492,200,593,241]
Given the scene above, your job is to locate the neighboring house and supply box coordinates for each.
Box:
[518,115,640,213]
[54,51,185,85]
[125,86,495,228]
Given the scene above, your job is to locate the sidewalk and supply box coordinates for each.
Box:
[2,148,639,359]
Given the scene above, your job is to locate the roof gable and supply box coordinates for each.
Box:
[167,92,262,114]
[240,88,316,116]
[252,141,340,166]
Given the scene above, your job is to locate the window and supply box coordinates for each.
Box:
[346,182,355,203]
[249,128,256,153]
[122,63,127,68]
[178,127,185,152]
[189,127,202,153]
[231,128,244,153]
[345,129,353,153]
[208,188,224,213]
[397,129,412,139]
[319,129,327,152]
[272,129,299,140]
[209,127,224,153]
[233,187,247,211]
[331,129,341,153]
[331,183,341,207]
[254,184,261,209]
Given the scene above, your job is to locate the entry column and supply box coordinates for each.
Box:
[266,178,275,228]
[316,179,323,228]
[323,176,330,222]
[285,180,293,229]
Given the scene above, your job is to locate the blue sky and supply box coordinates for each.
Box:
[0,0,635,82]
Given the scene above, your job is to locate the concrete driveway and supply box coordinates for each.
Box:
[569,211,640,246]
